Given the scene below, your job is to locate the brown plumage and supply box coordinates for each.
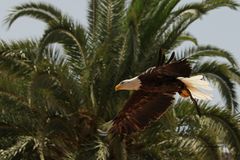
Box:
[110,59,193,136]
[110,91,174,135]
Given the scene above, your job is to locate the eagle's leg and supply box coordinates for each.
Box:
[187,89,202,117]
[179,88,201,116]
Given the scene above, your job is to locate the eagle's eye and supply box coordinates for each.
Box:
[120,81,125,85]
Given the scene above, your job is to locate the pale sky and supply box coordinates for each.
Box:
[0,0,240,106]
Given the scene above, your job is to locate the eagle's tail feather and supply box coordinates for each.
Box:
[177,75,212,100]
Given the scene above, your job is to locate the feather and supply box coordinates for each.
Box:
[110,59,207,136]
[157,48,165,67]
[160,59,191,77]
[109,90,174,135]
[177,75,212,100]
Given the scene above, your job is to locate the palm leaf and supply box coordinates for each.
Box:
[201,104,240,158]
[39,16,87,73]
[175,100,240,159]
[5,2,62,28]
[176,32,198,46]
[0,136,37,160]
[177,45,238,67]
[193,61,238,112]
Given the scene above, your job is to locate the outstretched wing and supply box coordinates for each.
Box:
[160,59,191,77]
[109,90,174,135]
[139,59,191,84]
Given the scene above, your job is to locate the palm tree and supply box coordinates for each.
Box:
[0,0,240,159]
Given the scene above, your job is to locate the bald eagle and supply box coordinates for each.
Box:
[109,52,212,136]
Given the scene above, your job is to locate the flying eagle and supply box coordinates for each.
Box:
[109,51,212,136]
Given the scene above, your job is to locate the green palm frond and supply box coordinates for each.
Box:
[0,136,37,160]
[97,0,124,41]
[176,32,198,46]
[87,0,99,51]
[127,0,146,24]
[39,16,87,74]
[229,67,240,84]
[173,2,207,15]
[0,40,37,77]
[145,137,199,159]
[1,0,240,159]
[30,71,72,113]
[141,1,203,54]
[175,100,240,158]
[0,74,28,108]
[160,9,200,50]
[141,0,181,49]
[140,0,239,64]
[5,2,62,28]
[175,115,220,159]
[88,0,125,88]
[0,91,29,109]
[193,131,220,160]
[0,122,23,137]
[177,45,238,67]
[0,39,38,63]
[203,0,239,11]
[0,99,38,134]
[43,44,67,67]
[114,0,144,77]
[0,56,32,77]
[95,139,109,160]
[201,105,240,158]
[193,61,238,112]
[139,8,201,69]
[28,46,83,112]
[87,0,124,50]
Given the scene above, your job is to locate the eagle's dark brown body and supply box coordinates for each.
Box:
[110,59,192,135]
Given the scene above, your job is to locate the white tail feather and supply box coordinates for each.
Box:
[177,75,212,100]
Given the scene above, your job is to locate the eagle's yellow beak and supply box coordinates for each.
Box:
[115,84,122,91]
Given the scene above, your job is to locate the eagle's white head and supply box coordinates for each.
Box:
[115,76,142,91]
